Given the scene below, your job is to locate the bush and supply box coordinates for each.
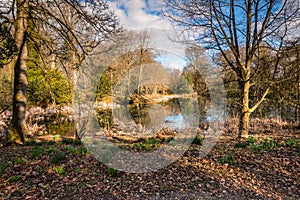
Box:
[27,43,72,106]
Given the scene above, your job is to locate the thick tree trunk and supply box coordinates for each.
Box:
[10,0,29,143]
[238,70,251,138]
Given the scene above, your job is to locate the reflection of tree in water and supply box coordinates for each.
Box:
[129,98,181,127]
[128,103,151,127]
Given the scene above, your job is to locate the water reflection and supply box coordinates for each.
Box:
[96,97,203,135]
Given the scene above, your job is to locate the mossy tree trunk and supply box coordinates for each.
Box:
[10,0,29,143]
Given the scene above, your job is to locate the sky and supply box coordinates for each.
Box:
[107,0,188,70]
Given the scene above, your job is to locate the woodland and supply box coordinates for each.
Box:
[0,0,299,199]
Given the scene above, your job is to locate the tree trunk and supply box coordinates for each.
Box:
[238,71,251,138]
[10,0,29,143]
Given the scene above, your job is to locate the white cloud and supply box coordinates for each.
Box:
[108,0,187,69]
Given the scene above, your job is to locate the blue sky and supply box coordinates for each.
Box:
[107,0,188,70]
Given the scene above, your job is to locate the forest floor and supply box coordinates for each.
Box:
[0,130,299,200]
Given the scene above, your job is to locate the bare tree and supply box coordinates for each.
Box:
[0,0,119,143]
[163,0,300,138]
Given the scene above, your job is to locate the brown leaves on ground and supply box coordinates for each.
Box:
[0,131,299,199]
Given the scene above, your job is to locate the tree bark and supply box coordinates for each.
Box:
[10,0,29,143]
[238,68,251,138]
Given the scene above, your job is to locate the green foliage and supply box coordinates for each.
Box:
[24,140,42,146]
[235,137,257,148]
[53,134,60,140]
[53,166,65,175]
[0,162,8,176]
[51,152,66,164]
[107,167,119,177]
[61,138,82,145]
[39,166,46,174]
[144,138,158,145]
[192,135,203,145]
[27,43,72,106]
[284,139,300,147]
[64,146,78,155]
[161,137,174,144]
[8,175,21,182]
[220,154,234,165]
[79,147,88,155]
[14,157,24,165]
[46,147,57,155]
[252,137,277,152]
[95,74,111,101]
[234,141,248,148]
[284,139,300,154]
[48,141,56,145]
[31,147,45,159]
[0,22,16,68]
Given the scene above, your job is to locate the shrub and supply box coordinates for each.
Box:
[27,48,72,107]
